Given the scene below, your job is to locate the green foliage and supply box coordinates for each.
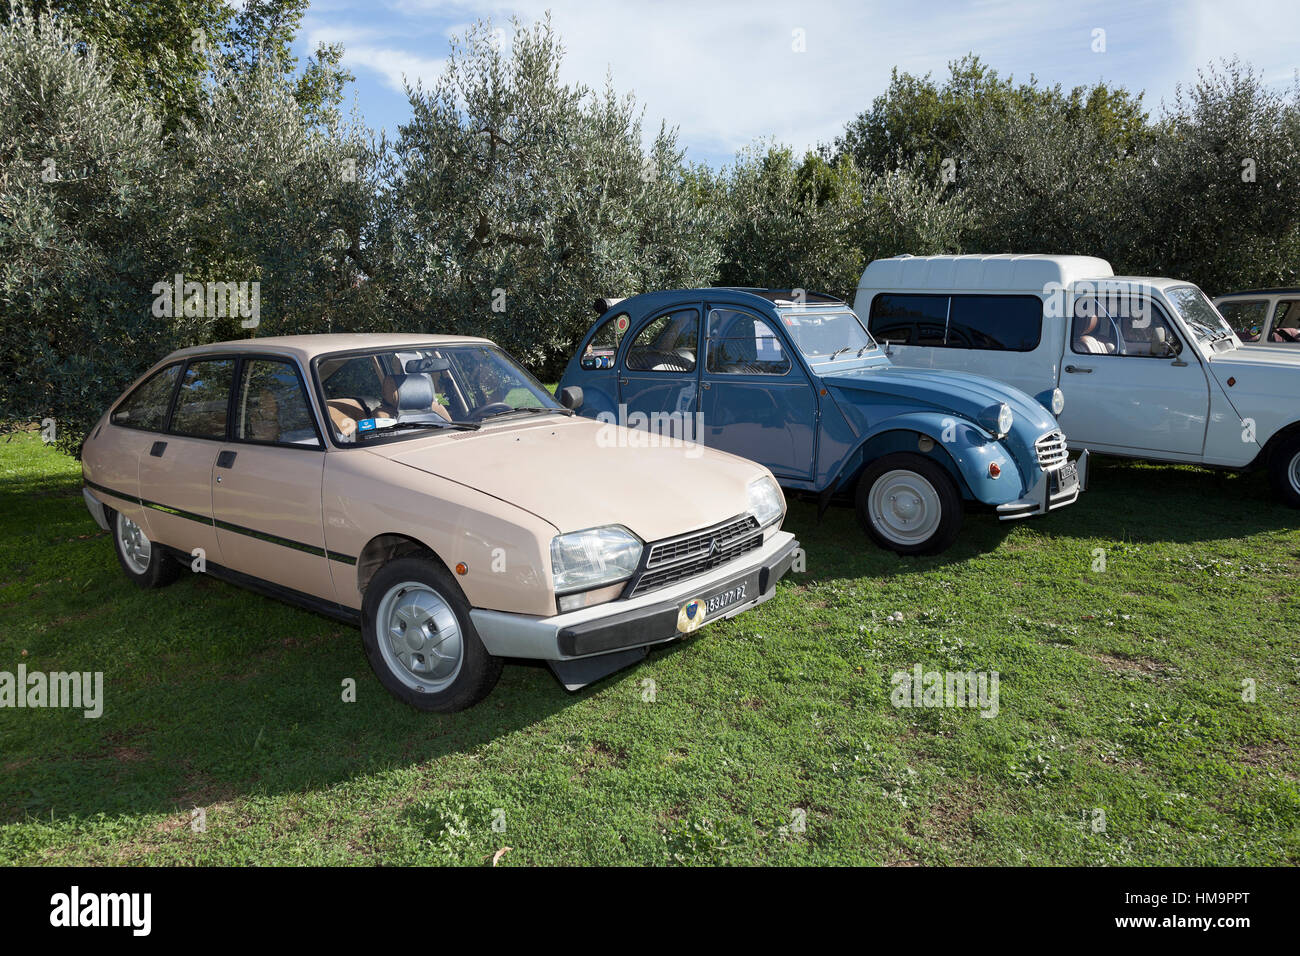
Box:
[3,8,1300,452]
[381,16,720,375]
[0,10,371,452]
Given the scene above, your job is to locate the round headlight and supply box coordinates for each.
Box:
[980,402,1014,438]
[748,475,785,528]
[550,526,643,595]
[1051,388,1065,416]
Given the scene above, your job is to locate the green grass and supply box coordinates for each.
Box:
[0,430,1297,865]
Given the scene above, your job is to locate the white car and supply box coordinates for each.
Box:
[854,254,1300,507]
[1213,288,1300,349]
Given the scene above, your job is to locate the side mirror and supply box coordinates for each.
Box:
[559,386,584,410]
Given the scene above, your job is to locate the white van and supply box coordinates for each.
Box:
[854,254,1300,506]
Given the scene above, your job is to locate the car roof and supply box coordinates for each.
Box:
[164,333,495,366]
[857,254,1115,293]
[592,287,847,319]
[1215,288,1300,298]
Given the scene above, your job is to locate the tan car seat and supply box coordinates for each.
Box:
[1075,314,1114,354]
[379,374,452,421]
[326,398,368,439]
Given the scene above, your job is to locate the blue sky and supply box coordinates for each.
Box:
[292,0,1300,168]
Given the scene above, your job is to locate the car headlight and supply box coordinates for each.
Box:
[980,402,1014,438]
[748,475,785,528]
[550,525,643,595]
[1037,387,1065,416]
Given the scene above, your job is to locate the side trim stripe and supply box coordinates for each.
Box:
[82,479,358,566]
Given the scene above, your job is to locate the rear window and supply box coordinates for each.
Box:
[868,293,1042,351]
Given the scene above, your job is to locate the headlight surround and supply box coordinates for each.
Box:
[747,475,786,528]
[980,402,1014,438]
[550,525,643,595]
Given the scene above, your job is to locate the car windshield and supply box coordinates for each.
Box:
[1165,285,1237,347]
[778,308,878,359]
[315,343,562,443]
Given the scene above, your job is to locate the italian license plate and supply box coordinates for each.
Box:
[706,583,747,614]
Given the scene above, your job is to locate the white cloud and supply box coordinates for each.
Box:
[308,0,1300,162]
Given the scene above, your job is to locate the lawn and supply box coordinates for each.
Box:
[0,429,1297,865]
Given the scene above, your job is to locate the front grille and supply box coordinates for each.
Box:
[1035,430,1068,471]
[630,515,762,597]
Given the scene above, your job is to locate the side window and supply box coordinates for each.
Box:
[868,294,949,346]
[707,309,792,375]
[1072,296,1182,358]
[170,359,235,438]
[111,363,180,431]
[946,295,1042,351]
[1217,299,1268,343]
[624,309,699,372]
[1271,299,1300,343]
[580,313,630,370]
[235,359,321,447]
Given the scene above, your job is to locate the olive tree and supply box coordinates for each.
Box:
[384,16,720,375]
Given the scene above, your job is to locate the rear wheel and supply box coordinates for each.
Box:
[361,556,502,712]
[855,453,963,556]
[111,508,180,588]
[1268,433,1300,508]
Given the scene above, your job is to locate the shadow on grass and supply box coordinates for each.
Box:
[2,452,1296,825]
[782,455,1299,587]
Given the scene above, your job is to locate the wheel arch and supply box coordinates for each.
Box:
[356,532,453,597]
[831,424,976,501]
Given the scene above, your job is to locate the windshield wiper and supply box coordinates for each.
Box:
[478,406,572,421]
[358,420,480,439]
[829,347,853,360]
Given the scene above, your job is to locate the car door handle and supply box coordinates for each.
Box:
[149,440,167,457]
[1064,365,1092,374]
[216,450,238,469]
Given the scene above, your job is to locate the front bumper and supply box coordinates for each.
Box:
[470,531,799,684]
[996,449,1089,521]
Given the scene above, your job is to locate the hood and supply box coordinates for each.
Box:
[822,364,1057,435]
[822,364,1058,476]
[1205,347,1300,427]
[366,416,770,542]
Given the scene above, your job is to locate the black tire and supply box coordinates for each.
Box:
[1268,433,1300,508]
[108,507,181,588]
[855,452,964,556]
[361,556,503,713]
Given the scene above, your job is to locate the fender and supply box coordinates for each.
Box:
[826,411,1027,506]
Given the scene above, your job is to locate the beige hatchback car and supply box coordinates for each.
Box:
[81,334,799,711]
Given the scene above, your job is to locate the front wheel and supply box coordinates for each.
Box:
[361,556,503,712]
[855,453,964,556]
[1268,434,1300,508]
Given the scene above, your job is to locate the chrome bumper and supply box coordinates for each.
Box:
[997,449,1089,521]
[470,530,798,664]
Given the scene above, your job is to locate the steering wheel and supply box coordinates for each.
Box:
[469,402,514,421]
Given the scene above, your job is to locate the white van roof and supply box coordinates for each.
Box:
[857,254,1115,294]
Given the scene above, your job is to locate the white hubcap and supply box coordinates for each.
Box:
[375,581,464,693]
[1289,451,1300,496]
[116,512,152,575]
[869,469,943,546]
